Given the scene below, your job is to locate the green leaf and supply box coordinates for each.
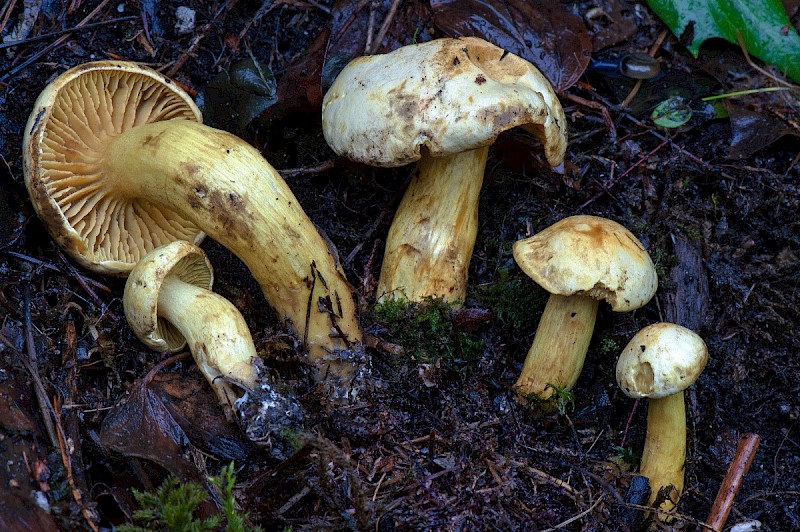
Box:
[647,0,800,82]
[651,96,694,128]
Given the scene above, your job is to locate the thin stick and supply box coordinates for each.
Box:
[735,32,796,89]
[0,0,21,35]
[0,0,112,82]
[577,137,669,211]
[0,16,136,49]
[369,0,402,55]
[540,494,605,531]
[705,432,761,532]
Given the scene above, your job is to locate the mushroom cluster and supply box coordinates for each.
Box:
[24,61,366,401]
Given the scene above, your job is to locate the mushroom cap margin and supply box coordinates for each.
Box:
[23,60,206,275]
[512,215,658,311]
[616,322,708,399]
[321,37,567,168]
[123,241,213,352]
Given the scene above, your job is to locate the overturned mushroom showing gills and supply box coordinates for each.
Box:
[512,215,657,400]
[616,322,708,519]
[24,61,364,401]
[322,37,566,305]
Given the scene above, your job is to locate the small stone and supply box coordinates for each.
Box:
[175,6,196,36]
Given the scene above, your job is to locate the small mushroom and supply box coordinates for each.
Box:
[124,241,305,456]
[616,322,708,519]
[512,215,657,400]
[23,61,365,401]
[322,37,566,305]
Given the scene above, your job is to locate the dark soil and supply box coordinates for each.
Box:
[0,1,798,531]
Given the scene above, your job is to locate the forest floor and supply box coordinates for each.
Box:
[0,1,798,530]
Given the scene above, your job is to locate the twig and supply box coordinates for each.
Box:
[563,92,617,140]
[0,16,136,49]
[0,0,113,83]
[735,32,797,89]
[620,29,668,108]
[705,432,761,532]
[577,138,669,211]
[22,283,59,449]
[278,159,335,179]
[369,0,402,55]
[540,494,605,531]
[620,398,640,447]
[364,1,378,54]
[52,396,99,532]
[165,0,238,78]
[0,0,18,35]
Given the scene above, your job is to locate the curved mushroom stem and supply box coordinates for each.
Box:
[156,275,259,416]
[641,391,686,520]
[105,120,364,400]
[513,294,599,400]
[377,146,489,305]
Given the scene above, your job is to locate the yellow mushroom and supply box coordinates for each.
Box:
[616,322,709,519]
[23,61,366,401]
[122,240,303,443]
[512,215,658,400]
[322,37,566,305]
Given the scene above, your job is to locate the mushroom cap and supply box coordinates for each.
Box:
[24,61,205,275]
[322,36,567,168]
[512,215,658,311]
[123,240,213,352]
[616,322,708,399]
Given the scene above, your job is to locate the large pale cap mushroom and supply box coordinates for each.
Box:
[512,215,658,400]
[24,61,365,401]
[25,61,204,273]
[323,36,566,167]
[322,37,567,305]
[616,322,708,519]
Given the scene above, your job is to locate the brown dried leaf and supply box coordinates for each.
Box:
[430,0,591,91]
[726,102,799,159]
[99,378,197,481]
[150,372,256,461]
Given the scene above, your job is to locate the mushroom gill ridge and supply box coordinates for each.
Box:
[37,69,200,267]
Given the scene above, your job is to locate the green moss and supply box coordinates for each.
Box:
[611,445,641,468]
[472,269,547,330]
[371,297,484,370]
[119,463,260,532]
[597,336,620,357]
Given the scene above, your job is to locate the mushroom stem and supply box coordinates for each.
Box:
[104,119,363,395]
[641,390,686,519]
[156,275,259,412]
[513,294,599,399]
[377,146,489,305]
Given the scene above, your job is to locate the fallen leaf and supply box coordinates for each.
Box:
[198,58,277,132]
[150,372,257,462]
[648,0,800,82]
[99,378,198,481]
[725,102,798,158]
[430,0,592,91]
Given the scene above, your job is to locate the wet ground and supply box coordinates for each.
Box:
[0,1,798,530]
